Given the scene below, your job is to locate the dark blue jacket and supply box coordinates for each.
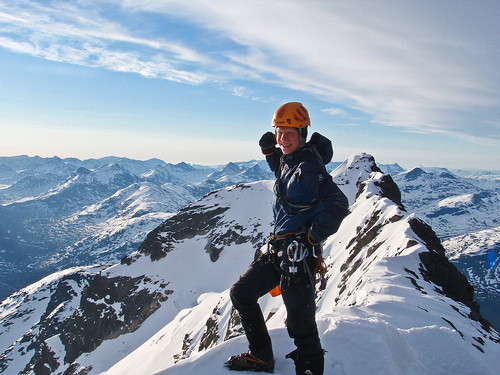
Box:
[266,132,348,242]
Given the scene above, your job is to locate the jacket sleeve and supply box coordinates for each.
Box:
[307,170,349,243]
[265,149,283,178]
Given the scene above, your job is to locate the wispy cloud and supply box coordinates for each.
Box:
[0,1,210,83]
[117,0,500,141]
[1,0,499,141]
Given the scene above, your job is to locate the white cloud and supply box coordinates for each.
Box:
[322,108,348,117]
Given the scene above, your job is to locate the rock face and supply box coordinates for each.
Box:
[1,153,498,374]
[1,267,172,374]
[391,166,500,330]
[127,184,269,264]
[133,203,231,262]
[411,217,492,331]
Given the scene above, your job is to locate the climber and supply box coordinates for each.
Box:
[227,102,349,374]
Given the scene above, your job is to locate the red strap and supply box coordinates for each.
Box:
[241,353,269,366]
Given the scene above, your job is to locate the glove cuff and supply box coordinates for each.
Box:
[262,148,276,156]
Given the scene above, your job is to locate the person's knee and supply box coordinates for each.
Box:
[230,281,249,311]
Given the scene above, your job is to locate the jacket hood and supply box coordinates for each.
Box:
[306,132,333,164]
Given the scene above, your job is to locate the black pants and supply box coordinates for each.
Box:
[229,242,323,362]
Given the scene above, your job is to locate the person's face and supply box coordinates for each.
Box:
[276,126,301,154]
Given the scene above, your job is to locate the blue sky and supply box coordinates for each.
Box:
[1,0,499,170]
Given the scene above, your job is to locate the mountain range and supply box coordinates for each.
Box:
[0,153,499,374]
[0,156,273,300]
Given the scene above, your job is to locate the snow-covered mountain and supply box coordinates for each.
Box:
[1,154,498,374]
[391,167,499,239]
[0,156,273,301]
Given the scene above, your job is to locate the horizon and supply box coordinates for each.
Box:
[1,153,499,174]
[1,1,499,171]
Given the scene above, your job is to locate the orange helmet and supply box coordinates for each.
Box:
[272,102,310,128]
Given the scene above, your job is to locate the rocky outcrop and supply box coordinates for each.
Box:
[132,203,230,262]
[126,184,268,264]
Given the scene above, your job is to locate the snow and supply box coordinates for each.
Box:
[442,226,500,329]
[45,335,67,371]
[444,227,500,260]
[332,153,377,205]
[438,193,475,207]
[392,167,500,239]
[0,265,104,359]
[125,313,495,375]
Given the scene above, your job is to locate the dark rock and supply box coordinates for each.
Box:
[411,217,493,331]
[373,174,406,210]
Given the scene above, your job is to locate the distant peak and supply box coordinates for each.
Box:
[175,161,195,171]
[404,167,427,180]
[221,162,241,173]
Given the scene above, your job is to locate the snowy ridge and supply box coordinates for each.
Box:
[331,153,382,205]
[1,153,498,374]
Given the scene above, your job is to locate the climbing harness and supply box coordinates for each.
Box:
[265,232,328,298]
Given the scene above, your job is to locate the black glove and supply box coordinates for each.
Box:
[259,132,277,155]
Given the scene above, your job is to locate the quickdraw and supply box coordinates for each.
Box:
[287,240,308,274]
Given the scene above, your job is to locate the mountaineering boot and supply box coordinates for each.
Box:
[286,349,324,375]
[225,352,275,373]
